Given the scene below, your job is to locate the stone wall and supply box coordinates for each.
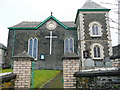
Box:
[74,68,120,89]
[13,51,34,88]
[7,19,77,70]
[62,52,80,88]
[13,60,32,88]
[111,59,120,67]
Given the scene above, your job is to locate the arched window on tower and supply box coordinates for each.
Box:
[91,43,104,59]
[64,38,74,53]
[89,21,102,37]
[92,24,99,35]
[28,37,38,59]
[94,45,100,58]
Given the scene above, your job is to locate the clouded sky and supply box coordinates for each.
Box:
[0,0,118,46]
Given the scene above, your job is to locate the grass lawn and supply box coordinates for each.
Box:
[34,70,60,88]
[0,69,61,88]
[1,69,13,73]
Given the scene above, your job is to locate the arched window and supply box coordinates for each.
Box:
[94,45,100,58]
[91,43,104,59]
[70,38,74,52]
[28,37,38,59]
[89,21,102,37]
[92,24,99,35]
[65,39,69,53]
[64,38,74,53]
[29,39,33,56]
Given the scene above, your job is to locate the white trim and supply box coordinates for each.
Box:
[105,12,113,56]
[89,21,102,37]
[79,13,85,40]
[64,37,74,53]
[91,43,104,59]
[77,26,80,40]
[81,41,85,67]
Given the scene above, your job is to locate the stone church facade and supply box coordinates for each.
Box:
[6,0,112,69]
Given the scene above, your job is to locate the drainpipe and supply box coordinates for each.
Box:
[11,28,16,68]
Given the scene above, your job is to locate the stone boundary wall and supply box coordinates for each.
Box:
[13,60,32,88]
[13,51,34,88]
[111,59,120,67]
[62,52,80,88]
[63,60,79,88]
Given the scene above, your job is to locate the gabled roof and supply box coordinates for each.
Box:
[8,16,76,30]
[75,0,111,23]
[81,0,108,9]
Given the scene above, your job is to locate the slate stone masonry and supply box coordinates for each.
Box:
[7,20,77,70]
[13,51,34,88]
[74,69,120,89]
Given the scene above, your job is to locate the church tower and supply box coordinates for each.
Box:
[75,0,112,67]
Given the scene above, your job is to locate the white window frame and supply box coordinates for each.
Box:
[89,21,102,37]
[91,43,104,59]
[28,37,38,60]
[64,37,74,53]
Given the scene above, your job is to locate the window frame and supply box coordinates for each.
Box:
[91,43,104,59]
[64,37,74,53]
[28,37,38,60]
[89,21,102,37]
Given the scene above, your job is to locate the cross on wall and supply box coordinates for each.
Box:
[45,31,57,55]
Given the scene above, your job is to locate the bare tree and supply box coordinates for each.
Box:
[101,0,120,44]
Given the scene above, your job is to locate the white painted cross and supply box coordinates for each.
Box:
[45,31,57,55]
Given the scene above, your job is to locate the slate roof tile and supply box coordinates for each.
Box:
[10,21,76,28]
[81,0,107,9]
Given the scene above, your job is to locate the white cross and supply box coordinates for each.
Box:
[45,31,57,55]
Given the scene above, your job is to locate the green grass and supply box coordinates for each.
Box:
[0,69,61,88]
[34,70,60,88]
[1,69,13,73]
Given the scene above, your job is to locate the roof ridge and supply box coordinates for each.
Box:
[22,21,41,23]
[61,21,75,22]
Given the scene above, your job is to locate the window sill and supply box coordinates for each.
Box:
[90,35,102,37]
[92,57,103,59]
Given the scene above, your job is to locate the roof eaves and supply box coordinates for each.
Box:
[8,27,37,30]
[75,9,111,24]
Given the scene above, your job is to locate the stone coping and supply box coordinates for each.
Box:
[62,52,80,60]
[13,51,34,61]
[74,68,120,77]
[0,73,16,83]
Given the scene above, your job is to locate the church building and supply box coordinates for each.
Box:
[6,0,112,70]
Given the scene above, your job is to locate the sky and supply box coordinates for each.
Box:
[0,0,118,47]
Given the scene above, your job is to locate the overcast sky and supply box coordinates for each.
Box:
[0,0,118,46]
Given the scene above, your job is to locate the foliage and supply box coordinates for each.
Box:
[0,79,15,89]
